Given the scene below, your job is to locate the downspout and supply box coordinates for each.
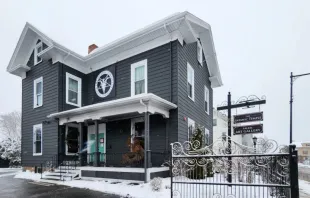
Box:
[140,99,149,183]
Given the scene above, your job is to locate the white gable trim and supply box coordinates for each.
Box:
[7,12,222,87]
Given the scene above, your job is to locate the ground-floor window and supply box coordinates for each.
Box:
[33,124,42,155]
[66,125,79,155]
[131,118,145,151]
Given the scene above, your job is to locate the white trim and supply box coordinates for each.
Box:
[47,94,177,125]
[65,124,79,156]
[33,124,43,156]
[204,85,210,114]
[131,59,148,96]
[34,41,43,65]
[187,118,195,140]
[197,41,203,66]
[65,72,82,107]
[33,77,43,108]
[187,63,195,101]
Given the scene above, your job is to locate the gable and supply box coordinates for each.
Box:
[7,12,223,87]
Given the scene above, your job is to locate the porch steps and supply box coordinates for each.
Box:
[41,168,80,181]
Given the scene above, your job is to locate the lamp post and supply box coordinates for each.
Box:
[290,72,310,144]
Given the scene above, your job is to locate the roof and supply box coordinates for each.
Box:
[7,11,223,87]
[48,93,177,125]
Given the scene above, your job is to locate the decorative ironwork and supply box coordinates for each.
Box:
[170,137,297,198]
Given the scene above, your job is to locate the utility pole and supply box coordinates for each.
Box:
[289,72,310,144]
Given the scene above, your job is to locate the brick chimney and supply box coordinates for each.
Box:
[88,44,98,54]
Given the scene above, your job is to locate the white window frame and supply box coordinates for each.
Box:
[33,124,43,156]
[66,72,82,107]
[205,128,210,145]
[33,77,43,108]
[204,85,210,114]
[197,41,203,66]
[187,63,195,101]
[187,118,195,140]
[131,59,148,96]
[34,41,43,65]
[65,123,79,156]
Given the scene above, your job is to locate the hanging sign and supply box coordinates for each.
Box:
[234,112,263,124]
[233,124,263,135]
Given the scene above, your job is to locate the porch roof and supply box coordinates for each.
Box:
[47,93,177,125]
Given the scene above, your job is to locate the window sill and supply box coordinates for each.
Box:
[33,105,43,109]
[66,153,79,156]
[205,110,209,115]
[33,153,42,156]
[66,101,81,107]
[187,95,195,102]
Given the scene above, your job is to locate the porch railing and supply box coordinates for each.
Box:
[83,151,169,168]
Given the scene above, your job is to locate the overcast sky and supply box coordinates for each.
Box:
[1,0,309,145]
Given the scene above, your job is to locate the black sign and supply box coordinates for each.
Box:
[234,112,263,124]
[233,124,263,135]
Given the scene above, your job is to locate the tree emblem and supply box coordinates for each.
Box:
[95,70,114,98]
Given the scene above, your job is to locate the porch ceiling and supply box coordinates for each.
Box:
[47,93,177,125]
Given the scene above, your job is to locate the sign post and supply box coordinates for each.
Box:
[217,92,266,183]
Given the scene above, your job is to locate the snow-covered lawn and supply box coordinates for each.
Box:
[0,167,21,172]
[15,171,170,198]
[299,163,310,169]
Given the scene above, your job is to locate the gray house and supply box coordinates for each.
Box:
[6,11,222,182]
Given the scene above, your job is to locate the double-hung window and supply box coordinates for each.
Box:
[197,41,203,66]
[187,63,195,101]
[205,128,210,145]
[131,59,147,96]
[34,41,43,65]
[33,77,43,108]
[187,118,195,140]
[204,86,210,114]
[33,124,42,155]
[66,73,82,107]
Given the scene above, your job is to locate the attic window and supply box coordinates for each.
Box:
[34,42,43,65]
[197,41,203,66]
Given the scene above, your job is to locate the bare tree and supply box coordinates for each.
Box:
[0,111,21,140]
[0,111,21,166]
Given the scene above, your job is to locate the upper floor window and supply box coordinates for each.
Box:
[197,41,203,66]
[187,63,195,101]
[33,124,42,156]
[204,86,210,114]
[187,118,195,140]
[303,150,309,155]
[205,128,210,145]
[34,41,43,65]
[66,73,82,107]
[131,59,148,96]
[33,77,43,108]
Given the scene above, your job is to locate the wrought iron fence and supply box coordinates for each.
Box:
[170,137,299,198]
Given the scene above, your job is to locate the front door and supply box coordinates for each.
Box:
[88,123,106,164]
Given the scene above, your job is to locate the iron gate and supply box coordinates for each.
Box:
[170,137,299,198]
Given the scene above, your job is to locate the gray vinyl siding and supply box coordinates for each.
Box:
[21,60,59,166]
[58,64,89,111]
[86,41,178,104]
[177,42,213,144]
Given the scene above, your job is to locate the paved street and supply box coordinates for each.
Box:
[0,175,120,198]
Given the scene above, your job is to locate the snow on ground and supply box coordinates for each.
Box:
[299,180,310,195]
[15,171,170,198]
[0,167,21,172]
[15,171,287,198]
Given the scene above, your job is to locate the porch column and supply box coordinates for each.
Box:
[78,122,84,166]
[144,111,151,182]
[94,120,100,167]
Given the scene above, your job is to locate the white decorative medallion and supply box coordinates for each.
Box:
[95,70,114,98]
